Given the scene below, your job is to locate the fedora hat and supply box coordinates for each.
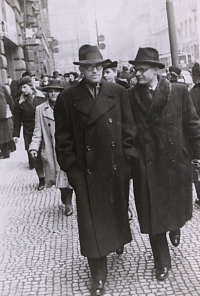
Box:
[73,44,106,65]
[129,47,165,69]
[189,62,200,76]
[42,79,64,92]
[169,65,181,78]
[103,59,118,69]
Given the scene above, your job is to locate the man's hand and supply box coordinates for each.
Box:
[13,137,18,144]
[29,150,38,159]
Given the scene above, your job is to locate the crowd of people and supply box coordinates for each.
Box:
[1,43,200,295]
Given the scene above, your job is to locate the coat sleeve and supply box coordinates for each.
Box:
[121,88,138,159]
[54,92,76,173]
[13,99,22,137]
[29,106,42,152]
[182,85,200,158]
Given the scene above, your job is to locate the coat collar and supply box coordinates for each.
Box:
[73,79,116,125]
[133,75,171,127]
[42,100,54,121]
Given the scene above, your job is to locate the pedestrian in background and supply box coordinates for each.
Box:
[29,80,73,216]
[67,71,79,85]
[13,76,46,190]
[54,44,137,296]
[40,74,50,87]
[167,65,181,83]
[0,81,15,159]
[189,61,200,206]
[128,47,200,281]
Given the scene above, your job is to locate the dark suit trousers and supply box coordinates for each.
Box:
[87,257,107,283]
[149,233,171,269]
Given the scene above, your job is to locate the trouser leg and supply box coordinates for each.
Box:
[149,232,171,269]
[60,188,73,205]
[87,256,107,283]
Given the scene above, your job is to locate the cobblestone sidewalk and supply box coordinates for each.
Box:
[0,137,200,296]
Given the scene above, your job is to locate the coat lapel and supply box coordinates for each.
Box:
[73,80,116,125]
[134,76,171,127]
[87,81,116,126]
[42,101,54,121]
[73,80,95,116]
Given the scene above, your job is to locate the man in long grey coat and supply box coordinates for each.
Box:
[128,47,200,281]
[54,44,137,296]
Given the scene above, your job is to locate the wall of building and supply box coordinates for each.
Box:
[0,0,54,88]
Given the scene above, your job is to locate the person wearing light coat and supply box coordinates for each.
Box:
[29,80,73,216]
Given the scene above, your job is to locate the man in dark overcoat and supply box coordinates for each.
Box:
[127,47,200,281]
[189,61,200,206]
[54,44,137,296]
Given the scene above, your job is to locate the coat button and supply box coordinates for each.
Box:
[169,121,173,126]
[171,157,175,163]
[86,146,91,151]
[169,140,173,145]
[148,159,152,163]
[113,165,117,171]
[108,118,113,123]
[87,169,91,174]
[111,141,115,147]
[48,123,51,126]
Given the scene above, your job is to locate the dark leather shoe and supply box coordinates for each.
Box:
[37,184,44,191]
[195,199,200,206]
[65,206,73,216]
[169,229,180,247]
[90,280,105,296]
[116,246,124,255]
[155,267,169,281]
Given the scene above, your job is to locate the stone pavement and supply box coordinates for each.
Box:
[0,136,200,296]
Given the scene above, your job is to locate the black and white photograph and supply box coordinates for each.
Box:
[1,0,200,295]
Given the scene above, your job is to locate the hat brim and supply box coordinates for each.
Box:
[73,59,107,65]
[129,60,165,69]
[43,86,64,91]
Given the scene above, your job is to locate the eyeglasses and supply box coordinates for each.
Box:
[83,63,103,71]
[134,67,151,74]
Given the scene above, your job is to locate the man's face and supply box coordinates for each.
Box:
[80,63,103,84]
[48,89,60,103]
[21,84,32,95]
[69,74,75,81]
[103,68,116,83]
[134,64,158,85]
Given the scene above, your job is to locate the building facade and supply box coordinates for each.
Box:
[0,0,54,87]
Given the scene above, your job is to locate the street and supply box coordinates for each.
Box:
[0,136,200,296]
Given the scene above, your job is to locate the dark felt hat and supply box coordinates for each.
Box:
[169,66,181,76]
[103,59,118,69]
[22,71,36,78]
[129,47,165,69]
[73,44,106,65]
[18,76,33,87]
[189,62,200,76]
[42,79,64,91]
